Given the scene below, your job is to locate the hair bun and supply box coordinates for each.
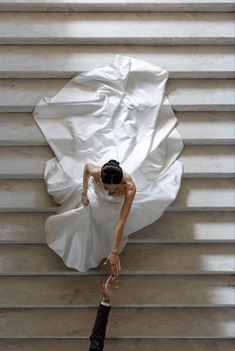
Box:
[108,159,120,166]
[101,159,123,184]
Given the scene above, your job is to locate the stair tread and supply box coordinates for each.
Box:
[1,46,234,79]
[0,307,234,337]
[0,0,234,344]
[0,338,235,351]
[1,179,234,211]
[177,112,235,144]
[0,112,234,146]
[0,79,234,112]
[1,275,234,306]
[0,145,234,178]
[1,212,234,242]
[0,0,235,12]
[0,12,234,45]
[0,243,234,273]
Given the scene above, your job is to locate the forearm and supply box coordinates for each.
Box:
[112,220,125,251]
[82,164,90,195]
[89,304,111,351]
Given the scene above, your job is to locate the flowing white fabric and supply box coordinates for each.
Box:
[33,55,184,272]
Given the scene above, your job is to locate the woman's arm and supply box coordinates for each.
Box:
[82,163,100,205]
[112,184,136,252]
[104,183,136,275]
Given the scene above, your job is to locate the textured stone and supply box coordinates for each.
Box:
[0,307,234,337]
[1,112,234,146]
[0,275,234,306]
[0,179,235,212]
[177,112,235,145]
[0,145,234,178]
[0,45,234,79]
[0,0,235,12]
[0,79,234,112]
[1,339,235,351]
[1,212,234,243]
[0,243,234,273]
[0,12,234,45]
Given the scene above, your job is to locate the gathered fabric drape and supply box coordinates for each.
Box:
[33,55,184,272]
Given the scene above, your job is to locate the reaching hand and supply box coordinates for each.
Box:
[102,275,120,302]
[103,250,121,276]
[82,193,89,206]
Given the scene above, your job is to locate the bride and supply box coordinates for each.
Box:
[33,55,184,274]
[82,159,136,276]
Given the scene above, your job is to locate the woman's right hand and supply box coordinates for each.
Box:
[82,193,89,206]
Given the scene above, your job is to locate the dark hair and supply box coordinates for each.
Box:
[101,159,123,184]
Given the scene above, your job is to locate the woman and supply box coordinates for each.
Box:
[33,55,183,274]
[82,160,136,276]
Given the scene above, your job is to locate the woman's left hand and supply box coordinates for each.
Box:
[103,250,121,276]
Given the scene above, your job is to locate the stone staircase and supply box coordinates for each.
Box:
[0,1,234,350]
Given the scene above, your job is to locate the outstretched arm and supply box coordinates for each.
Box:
[112,184,136,252]
[89,275,119,351]
[104,184,136,275]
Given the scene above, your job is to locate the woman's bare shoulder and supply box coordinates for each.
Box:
[86,163,101,179]
[123,172,136,193]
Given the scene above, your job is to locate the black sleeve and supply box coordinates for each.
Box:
[89,303,111,351]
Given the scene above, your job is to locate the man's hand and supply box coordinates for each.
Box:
[103,250,121,276]
[102,275,119,303]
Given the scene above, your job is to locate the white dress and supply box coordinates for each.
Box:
[33,55,184,272]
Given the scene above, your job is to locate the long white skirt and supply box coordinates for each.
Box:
[33,55,184,272]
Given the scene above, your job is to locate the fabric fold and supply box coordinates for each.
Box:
[33,55,184,272]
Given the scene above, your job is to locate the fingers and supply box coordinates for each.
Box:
[118,257,121,272]
[103,254,121,276]
[112,263,117,276]
[103,258,108,266]
[105,275,113,285]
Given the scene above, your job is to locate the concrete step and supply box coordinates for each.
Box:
[1,0,235,12]
[0,79,234,113]
[180,145,235,178]
[0,179,234,212]
[177,112,235,145]
[1,45,234,79]
[1,212,234,243]
[0,12,234,45]
[1,112,234,146]
[0,243,234,274]
[0,338,235,351]
[1,275,234,306]
[0,145,234,179]
[0,307,234,337]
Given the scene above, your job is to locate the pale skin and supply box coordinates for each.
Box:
[101,275,120,303]
[82,162,136,276]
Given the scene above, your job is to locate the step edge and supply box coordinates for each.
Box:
[0,304,234,309]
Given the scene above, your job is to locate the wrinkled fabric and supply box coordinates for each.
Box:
[33,55,184,272]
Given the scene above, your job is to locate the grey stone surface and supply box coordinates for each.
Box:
[1,212,234,243]
[177,112,235,145]
[0,79,234,112]
[1,339,235,351]
[0,45,234,79]
[0,0,235,12]
[0,307,234,337]
[0,179,234,211]
[1,112,234,146]
[0,12,234,45]
[0,145,234,178]
[0,275,234,306]
[0,243,234,273]
[0,1,234,346]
